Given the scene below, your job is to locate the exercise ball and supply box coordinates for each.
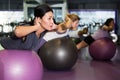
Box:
[38,37,78,71]
[0,50,43,80]
[89,37,116,61]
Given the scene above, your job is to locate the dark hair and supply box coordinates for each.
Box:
[28,4,53,25]
[104,18,114,26]
[34,4,53,18]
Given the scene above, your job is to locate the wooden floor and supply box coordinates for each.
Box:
[42,45,120,80]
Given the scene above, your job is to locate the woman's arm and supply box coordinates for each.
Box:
[64,14,72,28]
[102,25,114,32]
[14,18,40,38]
[58,14,72,30]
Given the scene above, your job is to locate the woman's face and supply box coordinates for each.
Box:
[71,20,79,30]
[40,11,56,30]
[110,20,114,27]
[109,20,115,31]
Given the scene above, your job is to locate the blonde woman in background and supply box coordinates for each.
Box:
[43,13,81,41]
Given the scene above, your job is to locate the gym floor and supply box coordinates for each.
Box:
[42,45,120,80]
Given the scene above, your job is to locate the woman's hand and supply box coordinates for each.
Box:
[64,14,72,28]
[65,14,71,22]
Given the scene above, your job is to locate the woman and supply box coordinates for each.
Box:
[0,4,56,52]
[76,18,115,50]
[43,13,80,41]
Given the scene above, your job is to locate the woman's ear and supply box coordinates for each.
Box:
[37,17,41,23]
[34,17,41,25]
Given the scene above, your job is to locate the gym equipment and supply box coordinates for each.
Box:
[38,37,78,71]
[0,50,43,80]
[89,37,116,60]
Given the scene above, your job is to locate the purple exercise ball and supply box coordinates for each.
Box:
[0,50,43,80]
[89,37,116,60]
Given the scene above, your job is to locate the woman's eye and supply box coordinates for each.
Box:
[48,18,51,20]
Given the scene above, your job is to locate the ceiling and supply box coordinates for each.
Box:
[42,0,120,9]
[43,0,120,4]
[0,0,120,11]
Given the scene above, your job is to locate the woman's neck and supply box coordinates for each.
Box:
[35,27,45,38]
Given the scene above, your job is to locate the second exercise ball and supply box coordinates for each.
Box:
[89,37,116,60]
[38,37,78,71]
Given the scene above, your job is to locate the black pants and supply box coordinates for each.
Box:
[84,35,95,45]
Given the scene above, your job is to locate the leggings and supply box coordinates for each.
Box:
[84,35,95,45]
